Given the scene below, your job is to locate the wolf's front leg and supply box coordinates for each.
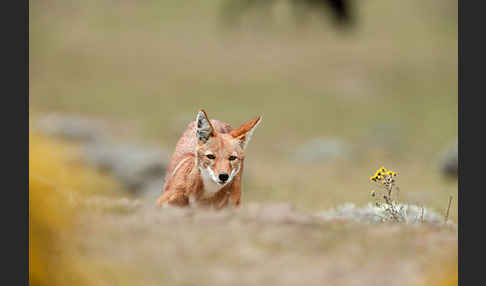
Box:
[228,172,242,207]
[156,189,189,207]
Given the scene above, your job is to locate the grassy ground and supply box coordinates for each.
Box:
[30,127,458,285]
[71,203,457,286]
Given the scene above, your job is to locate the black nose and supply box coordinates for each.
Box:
[218,173,229,182]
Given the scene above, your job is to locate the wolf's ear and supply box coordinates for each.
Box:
[196,109,215,144]
[230,116,262,149]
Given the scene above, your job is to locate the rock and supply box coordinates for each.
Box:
[36,114,170,196]
[439,140,458,179]
[82,142,169,195]
[316,203,446,225]
[36,113,109,143]
[293,137,351,163]
[138,178,166,200]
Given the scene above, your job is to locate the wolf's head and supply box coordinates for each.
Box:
[194,109,261,188]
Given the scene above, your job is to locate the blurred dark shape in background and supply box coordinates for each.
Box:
[439,140,458,180]
[221,0,354,30]
[291,0,353,27]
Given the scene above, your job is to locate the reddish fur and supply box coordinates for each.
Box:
[156,111,259,209]
[230,116,261,138]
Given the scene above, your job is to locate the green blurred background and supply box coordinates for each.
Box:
[30,0,457,217]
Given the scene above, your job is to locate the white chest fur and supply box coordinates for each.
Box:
[200,167,224,198]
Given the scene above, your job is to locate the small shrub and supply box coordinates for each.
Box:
[368,166,454,224]
[369,166,407,222]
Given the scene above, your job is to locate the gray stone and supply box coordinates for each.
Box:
[439,140,458,179]
[138,178,166,200]
[82,142,169,195]
[316,203,447,225]
[36,113,109,143]
[36,114,170,196]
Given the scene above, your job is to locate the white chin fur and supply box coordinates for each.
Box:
[200,167,225,196]
[200,166,241,197]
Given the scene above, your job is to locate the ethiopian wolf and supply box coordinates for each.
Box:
[156,110,261,209]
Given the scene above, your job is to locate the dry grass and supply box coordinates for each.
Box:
[72,202,457,286]
[29,133,457,286]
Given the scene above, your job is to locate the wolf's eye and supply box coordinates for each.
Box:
[228,155,237,161]
[206,154,216,159]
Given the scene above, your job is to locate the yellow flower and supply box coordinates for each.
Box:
[371,167,398,182]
